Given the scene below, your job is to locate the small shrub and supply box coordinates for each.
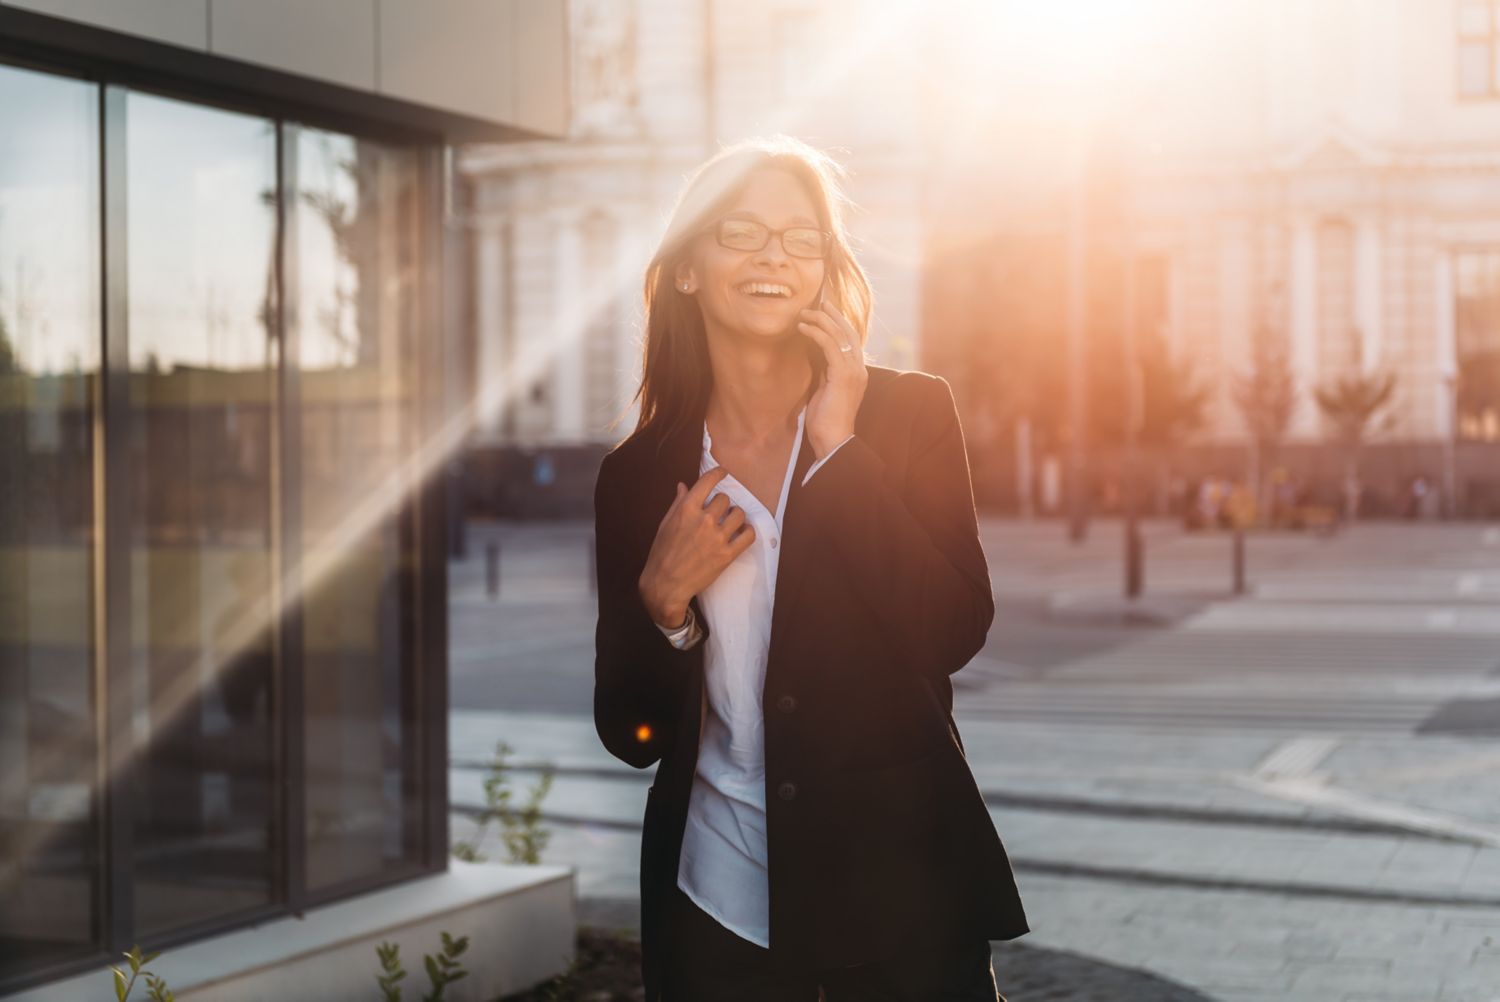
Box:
[374,930,470,1002]
[452,740,556,864]
[376,940,406,1001]
[110,945,174,1002]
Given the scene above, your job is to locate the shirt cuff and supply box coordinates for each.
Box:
[655,603,704,650]
[801,434,855,487]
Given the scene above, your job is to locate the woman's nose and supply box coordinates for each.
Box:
[753,236,792,266]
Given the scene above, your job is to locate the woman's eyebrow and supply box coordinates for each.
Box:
[725,209,819,226]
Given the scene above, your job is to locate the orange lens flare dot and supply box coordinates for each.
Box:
[635,724,653,743]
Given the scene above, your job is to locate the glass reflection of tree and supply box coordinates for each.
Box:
[0,311,16,374]
[301,135,373,368]
[298,132,414,885]
[0,170,98,967]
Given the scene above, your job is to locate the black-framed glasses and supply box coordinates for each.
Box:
[708,218,830,259]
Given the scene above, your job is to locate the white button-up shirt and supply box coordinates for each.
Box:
[660,404,850,947]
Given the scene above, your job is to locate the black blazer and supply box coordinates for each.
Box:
[593,364,1030,998]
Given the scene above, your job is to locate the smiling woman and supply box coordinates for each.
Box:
[627,137,872,455]
[592,136,1027,1002]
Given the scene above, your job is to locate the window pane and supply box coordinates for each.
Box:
[125,91,277,937]
[1460,39,1492,95]
[1459,1,1491,36]
[1453,251,1500,442]
[293,127,423,891]
[0,61,101,980]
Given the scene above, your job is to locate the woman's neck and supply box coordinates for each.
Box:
[703,337,814,451]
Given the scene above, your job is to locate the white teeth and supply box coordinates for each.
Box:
[738,282,792,298]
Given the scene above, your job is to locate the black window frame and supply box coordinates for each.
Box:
[0,21,452,995]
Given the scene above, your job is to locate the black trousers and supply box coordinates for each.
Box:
[662,884,1006,1002]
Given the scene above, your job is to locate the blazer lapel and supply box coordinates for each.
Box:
[765,417,819,677]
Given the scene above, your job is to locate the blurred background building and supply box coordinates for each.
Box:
[923,0,1500,519]
[456,0,1500,522]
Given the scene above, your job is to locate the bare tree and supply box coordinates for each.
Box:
[1231,330,1299,524]
[1314,368,1398,522]
[0,313,18,374]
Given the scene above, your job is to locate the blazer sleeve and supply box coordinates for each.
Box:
[593,452,707,769]
[794,373,995,679]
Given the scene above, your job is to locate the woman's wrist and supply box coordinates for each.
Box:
[638,572,688,629]
[810,429,855,462]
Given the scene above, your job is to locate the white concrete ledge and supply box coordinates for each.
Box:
[5,861,576,1002]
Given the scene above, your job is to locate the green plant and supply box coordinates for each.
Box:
[423,931,470,1001]
[110,945,174,1002]
[452,740,556,864]
[373,931,470,1002]
[376,940,406,1001]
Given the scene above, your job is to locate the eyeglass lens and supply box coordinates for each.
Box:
[718,219,826,258]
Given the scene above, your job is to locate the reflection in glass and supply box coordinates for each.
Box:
[293,128,423,890]
[0,62,101,980]
[126,91,277,936]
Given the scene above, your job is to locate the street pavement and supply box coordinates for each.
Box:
[450,518,1500,1001]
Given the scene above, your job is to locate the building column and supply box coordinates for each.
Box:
[1434,249,1457,439]
[614,212,652,432]
[475,217,508,445]
[1166,251,1186,359]
[1434,247,1458,514]
[1355,217,1384,373]
[551,209,586,442]
[1218,218,1252,375]
[1288,217,1319,438]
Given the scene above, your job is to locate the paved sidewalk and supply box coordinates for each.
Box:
[450,709,1500,1001]
[450,518,1500,1000]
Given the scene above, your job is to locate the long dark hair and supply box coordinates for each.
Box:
[617,135,873,458]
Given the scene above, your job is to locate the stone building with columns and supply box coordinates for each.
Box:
[455,0,925,516]
[1121,0,1500,515]
[921,0,1500,517]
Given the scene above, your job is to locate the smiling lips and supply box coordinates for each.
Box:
[736,281,794,299]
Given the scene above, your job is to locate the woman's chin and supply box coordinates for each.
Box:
[730,317,800,340]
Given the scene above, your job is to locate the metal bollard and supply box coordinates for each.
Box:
[1232,526,1246,595]
[486,539,500,600]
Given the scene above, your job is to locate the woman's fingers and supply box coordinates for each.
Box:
[688,466,731,508]
[797,309,844,349]
[719,503,747,538]
[702,491,731,524]
[728,521,756,552]
[822,301,860,347]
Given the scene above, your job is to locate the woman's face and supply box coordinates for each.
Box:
[678,166,828,342]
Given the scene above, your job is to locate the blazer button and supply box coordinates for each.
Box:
[777,781,797,801]
[776,694,797,713]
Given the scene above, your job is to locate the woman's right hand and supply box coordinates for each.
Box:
[637,467,754,628]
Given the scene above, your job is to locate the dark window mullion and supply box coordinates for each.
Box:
[418,145,450,871]
[99,81,134,955]
[277,121,307,913]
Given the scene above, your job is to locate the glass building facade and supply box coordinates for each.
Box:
[0,56,449,992]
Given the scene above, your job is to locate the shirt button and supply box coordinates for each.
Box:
[777,781,797,801]
[770,537,778,548]
[776,694,797,713]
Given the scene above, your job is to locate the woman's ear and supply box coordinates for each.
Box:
[674,263,695,293]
